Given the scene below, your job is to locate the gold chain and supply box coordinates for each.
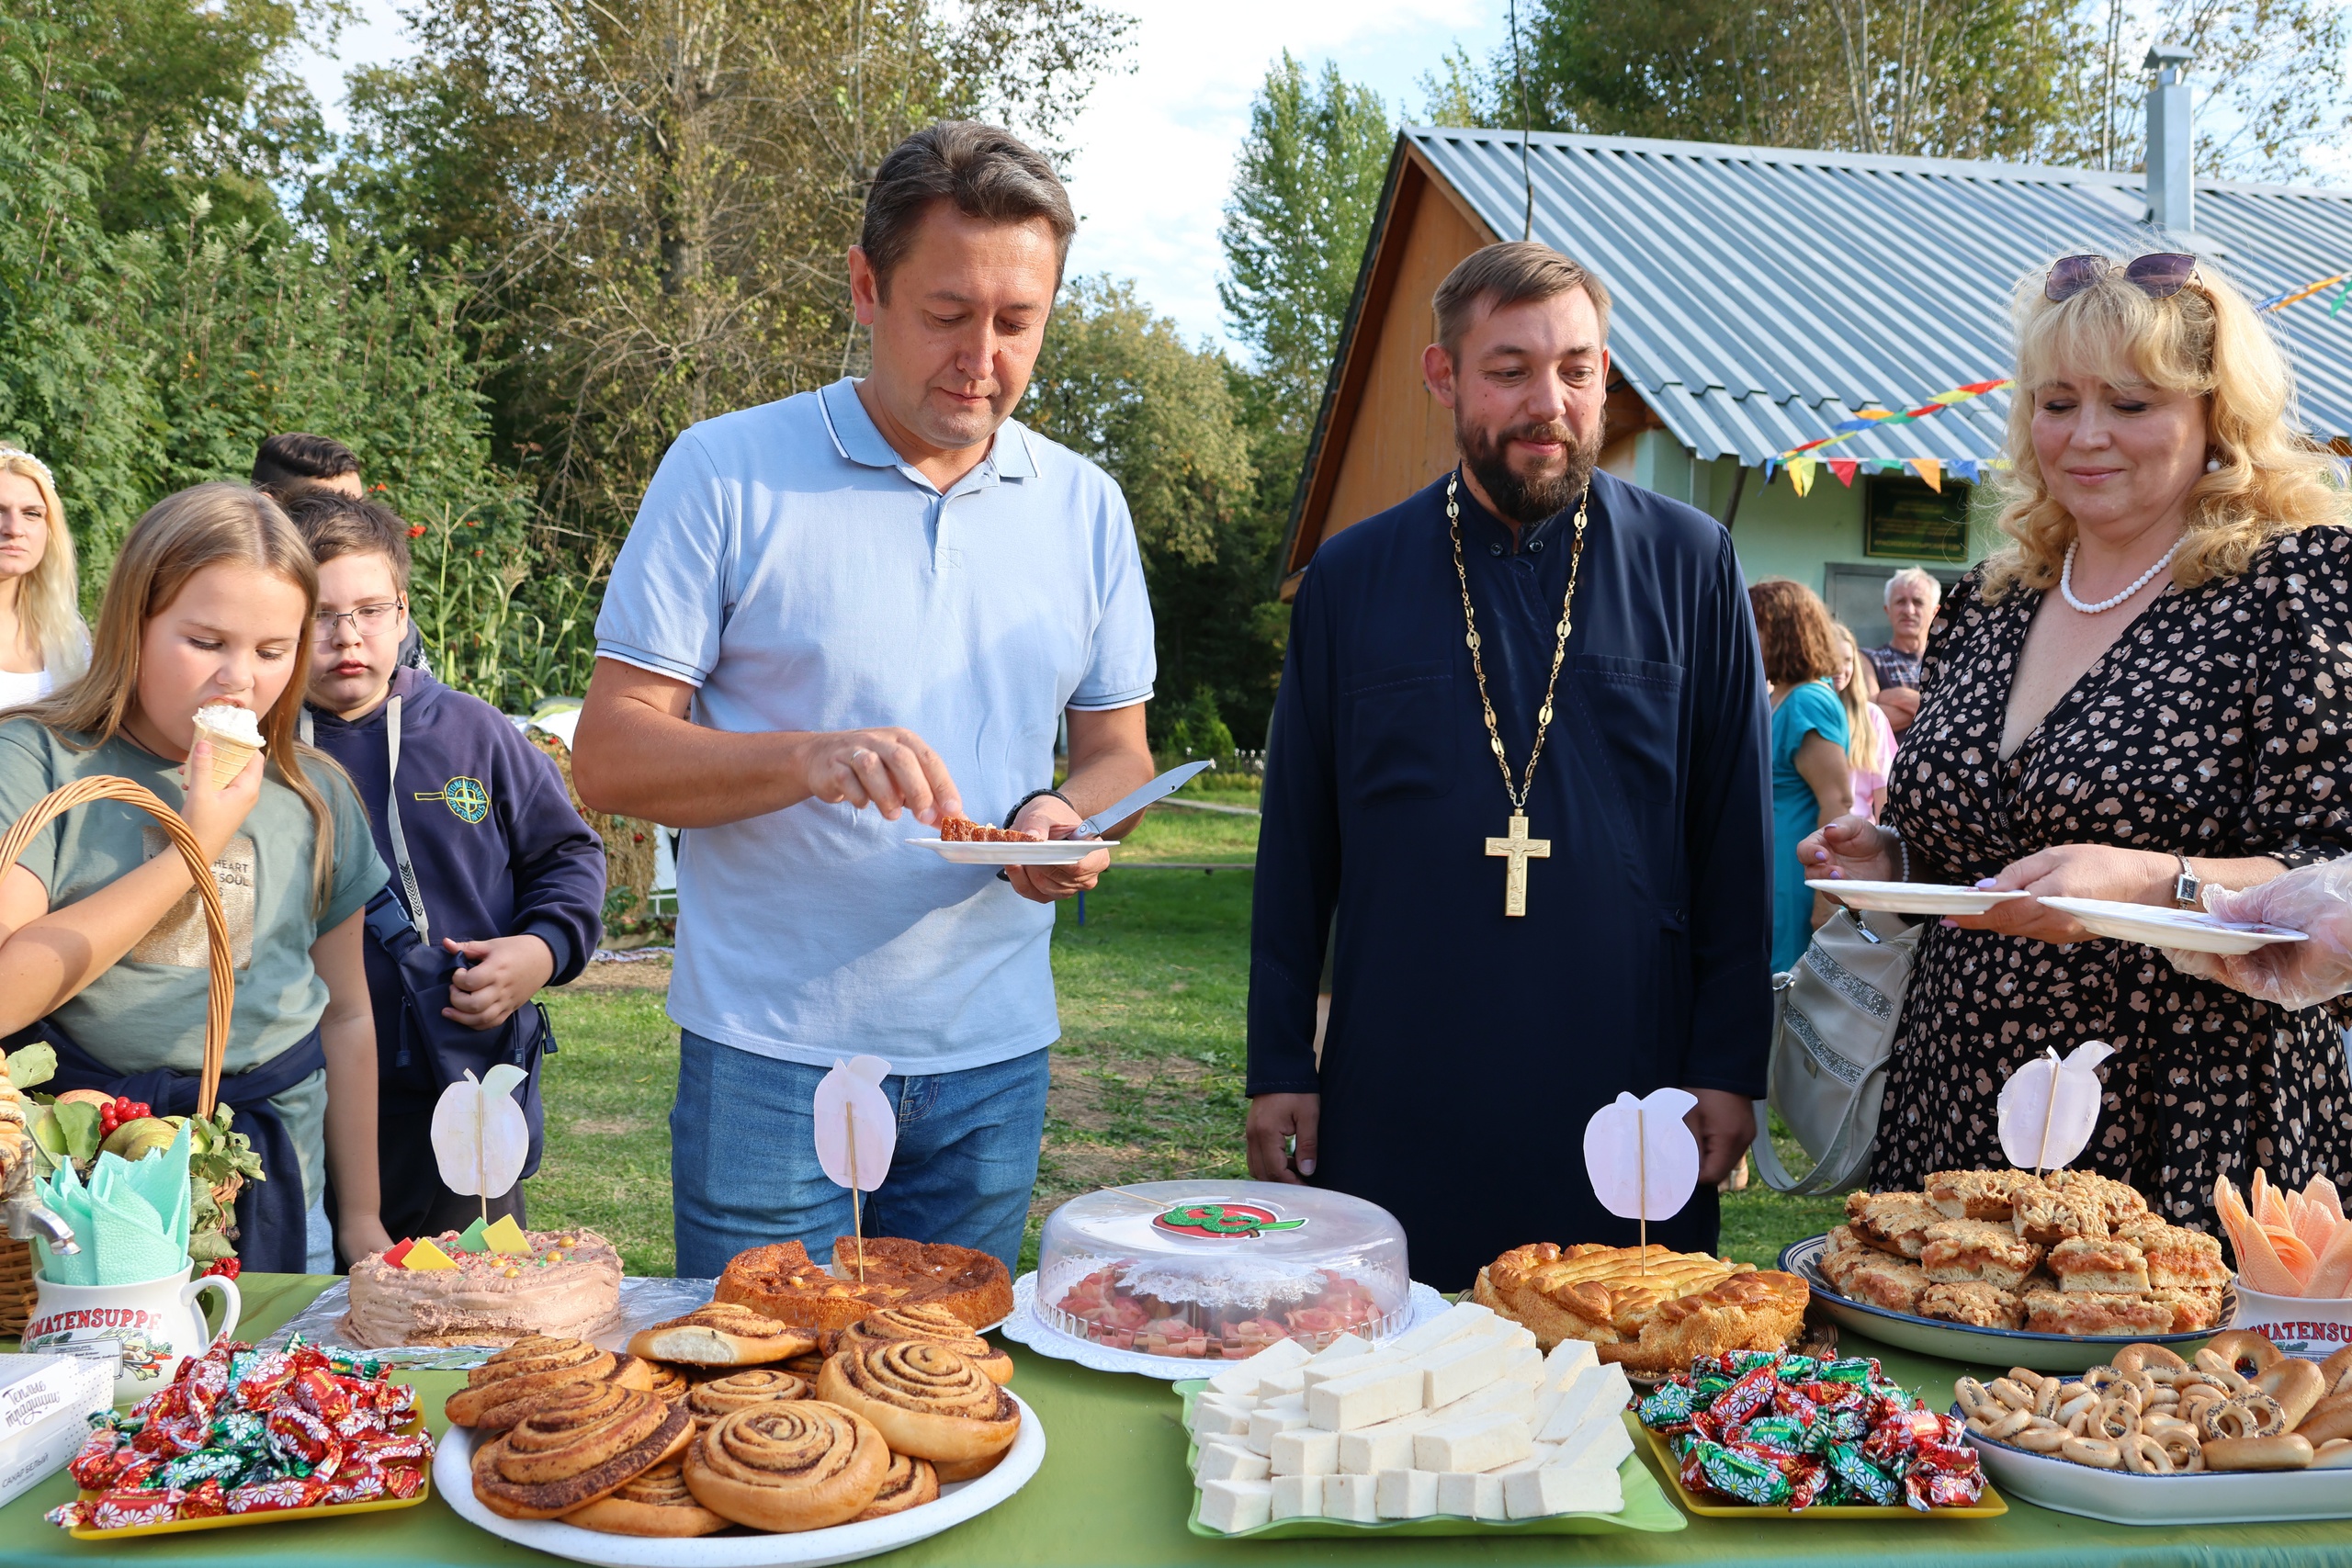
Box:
[1446,469,1588,813]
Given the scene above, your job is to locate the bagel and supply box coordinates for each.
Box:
[2061,1436,2122,1469]
[2114,1343,2189,1374]
[1955,1378,2001,1421]
[2205,1393,2289,1441]
[2202,1331,2283,1379]
[2315,1439,2352,1470]
[2120,1432,2174,1474]
[2257,1356,2329,1427]
[2294,1391,2352,1446]
[2324,1345,2352,1399]
[1980,1407,2034,1440]
[2203,1434,2314,1472]
[2014,1420,2069,1454]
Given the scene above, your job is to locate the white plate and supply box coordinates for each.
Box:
[908,838,1116,865]
[1781,1235,2227,1373]
[1805,879,2029,916]
[996,1272,1454,1380]
[432,1392,1046,1567]
[2037,897,2308,955]
[1962,1404,2352,1524]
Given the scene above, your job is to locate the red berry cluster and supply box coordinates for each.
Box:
[96,1097,153,1136]
[199,1258,241,1280]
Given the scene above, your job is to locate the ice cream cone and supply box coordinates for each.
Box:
[190,705,265,789]
[198,736,259,788]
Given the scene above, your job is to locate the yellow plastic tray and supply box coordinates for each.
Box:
[1639,1427,2007,1519]
[66,1411,432,1540]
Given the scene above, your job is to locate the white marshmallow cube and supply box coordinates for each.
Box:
[1420,1335,1508,1408]
[1538,1362,1633,1442]
[1206,1335,1311,1398]
[1257,1366,1308,1396]
[1307,1333,1371,1366]
[1338,1415,1425,1474]
[1434,1472,1508,1519]
[1504,1462,1624,1519]
[1383,1301,1494,1360]
[1322,1473,1380,1522]
[1198,1479,1273,1534]
[1245,1406,1309,1455]
[1549,1411,1634,1472]
[1543,1337,1599,1380]
[1307,1360,1422,1431]
[1414,1411,1533,1474]
[1194,1440,1271,1483]
[1189,1398,1253,1438]
[1269,1427,1339,1477]
[1375,1468,1439,1519]
[1270,1473,1324,1520]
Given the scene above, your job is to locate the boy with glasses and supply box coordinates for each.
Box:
[289,493,605,1244]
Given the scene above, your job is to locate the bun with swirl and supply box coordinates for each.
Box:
[470,1385,693,1519]
[685,1368,812,1427]
[684,1401,890,1531]
[828,1305,1014,1385]
[816,1341,1021,1464]
[445,1337,653,1430]
[852,1450,940,1521]
[562,1456,729,1538]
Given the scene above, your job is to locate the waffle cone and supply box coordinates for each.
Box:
[197,732,261,788]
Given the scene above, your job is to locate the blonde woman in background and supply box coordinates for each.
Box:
[1830,622,1895,818]
[0,448,88,709]
[1800,253,2352,1227]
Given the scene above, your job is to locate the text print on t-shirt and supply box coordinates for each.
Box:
[130,826,255,970]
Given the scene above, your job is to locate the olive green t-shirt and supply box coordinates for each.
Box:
[0,718,388,1204]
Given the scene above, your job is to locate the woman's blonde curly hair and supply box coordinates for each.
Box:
[1979,256,2346,601]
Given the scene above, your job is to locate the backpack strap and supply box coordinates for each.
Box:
[383,694,433,948]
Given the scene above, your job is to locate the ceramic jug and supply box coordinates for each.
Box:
[25,1263,243,1403]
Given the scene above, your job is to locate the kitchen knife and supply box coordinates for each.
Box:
[1075,759,1216,838]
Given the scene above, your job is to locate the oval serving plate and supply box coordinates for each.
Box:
[1781,1235,2227,1373]
[2036,897,2306,956]
[998,1272,1452,1380]
[1805,880,2028,917]
[908,838,1116,866]
[1959,1401,2352,1525]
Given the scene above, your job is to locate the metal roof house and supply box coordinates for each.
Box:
[1285,74,2352,647]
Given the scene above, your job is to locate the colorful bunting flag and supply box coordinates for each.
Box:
[1829,459,1858,487]
[1909,457,1943,492]
[1774,379,2011,464]
[1788,457,1817,498]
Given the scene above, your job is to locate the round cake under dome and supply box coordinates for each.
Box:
[1036,1180,1410,1359]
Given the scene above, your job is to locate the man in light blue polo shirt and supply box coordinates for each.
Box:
[574,121,1158,1278]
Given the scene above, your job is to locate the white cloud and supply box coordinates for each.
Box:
[1062,1,1506,354]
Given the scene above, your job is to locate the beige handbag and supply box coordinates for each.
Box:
[1748,906,1918,1197]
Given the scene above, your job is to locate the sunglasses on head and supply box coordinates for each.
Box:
[2044,253,2199,302]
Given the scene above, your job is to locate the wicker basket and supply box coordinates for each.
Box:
[0,776,235,1328]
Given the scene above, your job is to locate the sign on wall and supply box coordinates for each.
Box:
[1865,476,1971,562]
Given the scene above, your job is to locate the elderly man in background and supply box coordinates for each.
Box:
[573,121,1158,1279]
[1866,566,1940,733]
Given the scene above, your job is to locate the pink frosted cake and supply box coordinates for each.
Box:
[339,1228,624,1348]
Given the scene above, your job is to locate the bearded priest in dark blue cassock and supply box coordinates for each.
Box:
[1246,243,1774,1290]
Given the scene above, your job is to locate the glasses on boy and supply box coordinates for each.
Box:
[313,601,405,638]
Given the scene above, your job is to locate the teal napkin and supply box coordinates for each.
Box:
[33,1139,193,1286]
[120,1123,192,1258]
[33,1160,96,1287]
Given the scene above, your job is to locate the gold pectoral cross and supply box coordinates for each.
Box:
[1485,812,1551,918]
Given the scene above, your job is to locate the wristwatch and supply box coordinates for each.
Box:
[2173,853,2203,910]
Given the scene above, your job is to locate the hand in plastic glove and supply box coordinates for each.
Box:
[2162,858,2352,1009]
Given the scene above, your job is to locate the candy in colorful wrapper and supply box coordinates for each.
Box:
[211,1408,268,1454]
[92,1487,187,1530]
[1698,1441,1794,1506]
[130,1413,206,1458]
[232,1351,296,1413]
[155,1447,247,1491]
[1712,1366,1781,1426]
[381,1462,425,1500]
[67,1426,127,1491]
[1724,1349,1782,1376]
[1905,1463,1984,1512]
[1687,1404,1735,1446]
[1637,1381,1698,1430]
[1827,1442,1902,1506]
[178,1479,232,1520]
[1806,1405,1869,1451]
[1797,1378,1866,1411]
[324,1470,390,1506]
[1771,1382,1819,1425]
[225,1475,328,1515]
[1817,1356,1880,1384]
[1737,1416,1808,1456]
[1693,1371,1736,1404]
[266,1404,334,1465]
[353,1432,430,1468]
[1784,1454,1834,1511]
[43,1499,92,1529]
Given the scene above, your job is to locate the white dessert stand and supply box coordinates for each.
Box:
[433,1392,1045,1568]
[998,1272,1453,1379]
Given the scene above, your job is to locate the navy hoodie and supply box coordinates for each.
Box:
[305,668,606,1089]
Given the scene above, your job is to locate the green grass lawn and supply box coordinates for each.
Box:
[521,849,1841,1280]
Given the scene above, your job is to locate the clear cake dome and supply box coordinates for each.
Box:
[1035,1180,1411,1360]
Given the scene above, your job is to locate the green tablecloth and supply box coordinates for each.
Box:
[6,1274,2349,1566]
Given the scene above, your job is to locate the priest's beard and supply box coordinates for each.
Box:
[1457,415,1601,525]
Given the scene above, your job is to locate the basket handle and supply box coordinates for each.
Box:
[0,776,232,1117]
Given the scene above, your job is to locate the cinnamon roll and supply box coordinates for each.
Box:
[852,1450,939,1521]
[933,1448,1011,1483]
[639,1361,692,1403]
[446,1337,618,1427]
[562,1456,728,1538]
[829,1305,1015,1385]
[685,1367,812,1427]
[470,1386,693,1519]
[683,1401,889,1532]
[629,1302,821,1366]
[816,1341,1021,1464]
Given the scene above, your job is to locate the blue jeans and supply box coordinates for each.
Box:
[670,1032,1050,1280]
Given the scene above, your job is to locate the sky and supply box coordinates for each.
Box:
[290,1,1510,358]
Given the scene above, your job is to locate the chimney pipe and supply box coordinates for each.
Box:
[2144,43,2194,234]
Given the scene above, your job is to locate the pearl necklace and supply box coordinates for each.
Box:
[2059,537,2182,614]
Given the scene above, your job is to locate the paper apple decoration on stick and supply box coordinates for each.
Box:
[814,1055,896,1283]
[431,1064,530,1226]
[1997,1042,2115,1175]
[1584,1088,1701,1269]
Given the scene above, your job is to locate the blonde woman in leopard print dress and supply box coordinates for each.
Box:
[1800,254,2352,1230]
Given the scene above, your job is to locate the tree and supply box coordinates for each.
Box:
[1219,53,1393,448]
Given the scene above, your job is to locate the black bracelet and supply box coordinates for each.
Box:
[1004,787,1074,829]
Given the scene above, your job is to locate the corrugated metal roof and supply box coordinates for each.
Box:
[1408,126,2352,466]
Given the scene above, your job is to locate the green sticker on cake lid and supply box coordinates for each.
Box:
[454,1215,492,1254]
